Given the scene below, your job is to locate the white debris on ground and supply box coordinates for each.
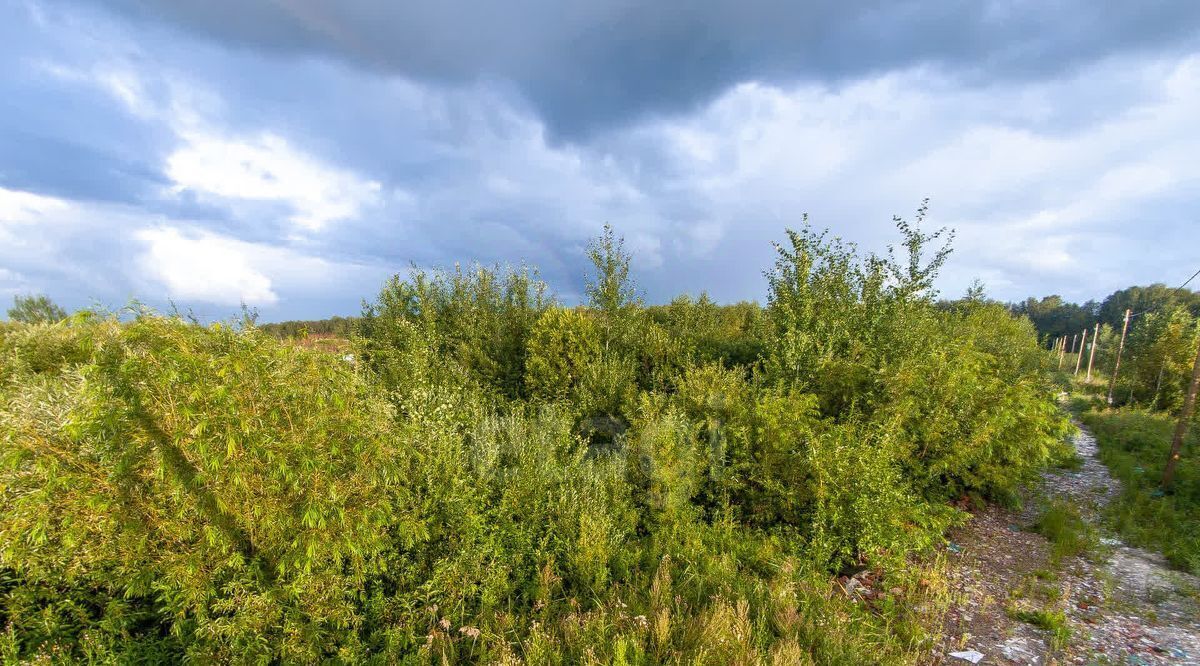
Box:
[932,424,1200,665]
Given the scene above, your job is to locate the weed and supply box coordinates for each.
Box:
[1009,607,1071,650]
[1033,499,1099,564]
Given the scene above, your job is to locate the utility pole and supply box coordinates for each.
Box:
[1074,328,1087,375]
[1162,340,1200,490]
[1086,323,1099,382]
[1107,309,1132,405]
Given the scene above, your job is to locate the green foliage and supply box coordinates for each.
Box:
[0,212,1072,662]
[357,263,550,403]
[1009,607,1071,650]
[259,314,358,338]
[1011,294,1097,346]
[765,219,890,415]
[1098,284,1200,331]
[648,295,767,370]
[586,223,642,347]
[1119,307,1199,411]
[879,303,1073,503]
[1080,408,1200,573]
[6,294,68,324]
[1,315,414,662]
[765,210,1070,504]
[1032,499,1098,564]
[524,307,601,403]
[1010,283,1200,413]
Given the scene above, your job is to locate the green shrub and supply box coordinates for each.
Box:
[357,263,550,402]
[0,214,1073,663]
[1,316,414,662]
[6,294,68,324]
[525,307,601,403]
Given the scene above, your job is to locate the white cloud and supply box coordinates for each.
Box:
[0,267,29,297]
[165,130,382,232]
[132,225,380,309]
[32,56,384,234]
[0,187,73,252]
[615,54,1200,301]
[135,227,280,305]
[0,187,70,224]
[0,182,384,313]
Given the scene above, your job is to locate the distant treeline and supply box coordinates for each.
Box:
[1011,283,1200,346]
[258,315,358,338]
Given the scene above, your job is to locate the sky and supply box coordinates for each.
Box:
[1,0,1198,321]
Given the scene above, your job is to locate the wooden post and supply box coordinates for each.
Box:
[1086,323,1099,382]
[1162,340,1200,490]
[1058,335,1066,369]
[1074,328,1087,375]
[1107,309,1132,405]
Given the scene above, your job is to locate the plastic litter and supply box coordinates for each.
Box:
[948,649,985,663]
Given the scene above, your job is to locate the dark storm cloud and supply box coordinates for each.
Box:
[0,132,167,204]
[4,0,1200,321]
[76,0,1200,137]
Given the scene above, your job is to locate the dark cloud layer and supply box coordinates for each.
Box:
[3,1,1200,321]
[80,0,1200,137]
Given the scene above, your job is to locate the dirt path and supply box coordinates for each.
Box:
[931,424,1200,665]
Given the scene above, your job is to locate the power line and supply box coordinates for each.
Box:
[1129,265,1200,320]
[1175,266,1200,294]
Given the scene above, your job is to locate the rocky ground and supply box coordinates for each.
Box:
[930,424,1200,665]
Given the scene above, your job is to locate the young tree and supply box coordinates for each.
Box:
[963,279,988,303]
[7,294,68,323]
[585,224,642,352]
[1163,339,1200,491]
[884,199,954,301]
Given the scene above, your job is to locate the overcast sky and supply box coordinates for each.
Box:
[2,0,1198,320]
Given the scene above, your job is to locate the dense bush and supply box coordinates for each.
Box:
[524,307,601,403]
[1,315,413,662]
[0,211,1072,663]
[357,263,550,403]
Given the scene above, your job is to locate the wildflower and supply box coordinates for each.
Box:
[460,626,481,639]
